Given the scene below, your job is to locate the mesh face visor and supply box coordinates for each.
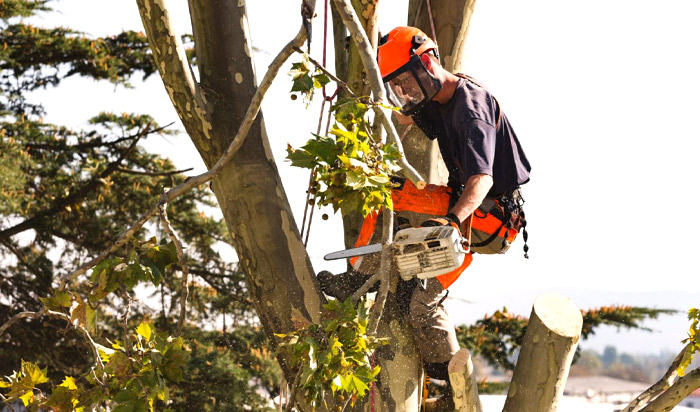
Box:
[383,55,441,115]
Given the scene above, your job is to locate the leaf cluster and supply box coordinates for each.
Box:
[288,52,330,105]
[580,305,676,339]
[0,322,189,412]
[276,298,385,410]
[287,98,402,217]
[87,238,178,304]
[0,24,155,85]
[678,307,700,376]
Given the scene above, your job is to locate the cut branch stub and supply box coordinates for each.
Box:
[449,348,483,412]
[502,293,583,412]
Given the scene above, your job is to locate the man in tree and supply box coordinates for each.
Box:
[377,25,531,410]
[320,25,531,410]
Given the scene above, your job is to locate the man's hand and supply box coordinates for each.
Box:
[394,111,415,126]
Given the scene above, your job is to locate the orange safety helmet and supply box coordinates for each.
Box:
[378,26,439,78]
[378,27,442,115]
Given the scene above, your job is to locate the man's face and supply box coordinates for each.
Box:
[384,53,442,114]
[389,71,425,105]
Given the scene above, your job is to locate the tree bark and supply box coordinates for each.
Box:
[407,0,477,73]
[137,0,324,380]
[502,293,583,412]
[187,0,325,337]
[620,343,692,412]
[449,348,483,412]
[638,368,700,412]
[370,296,423,412]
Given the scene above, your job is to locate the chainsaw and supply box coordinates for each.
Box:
[324,225,469,281]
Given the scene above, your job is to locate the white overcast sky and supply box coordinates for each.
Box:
[27,0,700,353]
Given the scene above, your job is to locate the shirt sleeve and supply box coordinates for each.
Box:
[458,118,496,179]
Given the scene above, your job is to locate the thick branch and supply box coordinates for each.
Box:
[136,0,211,143]
[620,343,694,412]
[639,368,700,412]
[58,203,159,290]
[449,349,483,412]
[330,0,425,188]
[0,309,46,337]
[117,167,194,176]
[368,208,393,335]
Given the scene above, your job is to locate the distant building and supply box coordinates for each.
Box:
[564,376,649,404]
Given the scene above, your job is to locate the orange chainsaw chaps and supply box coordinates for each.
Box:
[350,180,471,288]
[352,179,452,254]
[391,179,451,215]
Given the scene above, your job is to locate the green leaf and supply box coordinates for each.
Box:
[302,135,339,165]
[352,376,369,396]
[291,74,314,93]
[141,258,163,286]
[39,290,72,309]
[286,146,317,169]
[313,73,330,89]
[161,364,183,383]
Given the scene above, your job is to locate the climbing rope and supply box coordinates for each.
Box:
[299,0,338,246]
[425,0,438,47]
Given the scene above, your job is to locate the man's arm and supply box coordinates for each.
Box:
[448,173,493,223]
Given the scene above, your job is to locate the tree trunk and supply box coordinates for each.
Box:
[137,0,324,381]
[369,296,423,412]
[502,293,583,412]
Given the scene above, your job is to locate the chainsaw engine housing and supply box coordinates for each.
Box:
[393,226,468,281]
